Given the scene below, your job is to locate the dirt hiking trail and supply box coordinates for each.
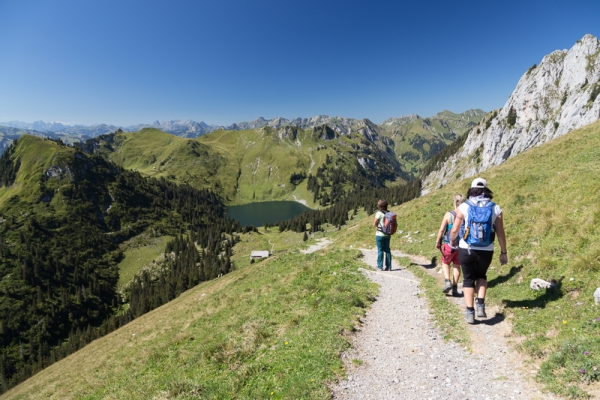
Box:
[331,248,558,400]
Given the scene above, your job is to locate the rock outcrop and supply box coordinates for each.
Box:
[422,34,600,193]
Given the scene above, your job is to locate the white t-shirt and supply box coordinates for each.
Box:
[375,211,389,237]
[458,198,502,251]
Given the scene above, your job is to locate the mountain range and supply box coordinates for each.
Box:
[3,110,484,139]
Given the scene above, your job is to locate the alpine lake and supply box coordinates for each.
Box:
[225,201,311,227]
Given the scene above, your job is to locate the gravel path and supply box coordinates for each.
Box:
[331,248,557,400]
[300,238,332,254]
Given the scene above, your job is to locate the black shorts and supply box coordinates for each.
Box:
[459,248,494,288]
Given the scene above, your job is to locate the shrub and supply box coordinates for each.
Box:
[506,106,517,127]
[589,83,600,104]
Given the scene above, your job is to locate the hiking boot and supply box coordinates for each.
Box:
[452,286,459,297]
[476,304,487,318]
[442,280,452,294]
[465,309,475,324]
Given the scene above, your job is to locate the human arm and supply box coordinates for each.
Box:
[373,212,380,229]
[435,212,449,249]
[495,213,508,265]
[449,209,464,248]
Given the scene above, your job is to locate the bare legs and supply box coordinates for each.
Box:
[462,278,487,307]
[442,263,461,285]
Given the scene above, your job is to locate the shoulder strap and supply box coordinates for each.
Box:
[449,210,456,224]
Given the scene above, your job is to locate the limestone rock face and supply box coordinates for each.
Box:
[423,34,600,193]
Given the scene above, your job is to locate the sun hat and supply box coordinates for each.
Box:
[471,177,488,188]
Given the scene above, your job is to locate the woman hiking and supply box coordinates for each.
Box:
[435,194,464,296]
[449,178,508,324]
[373,199,392,271]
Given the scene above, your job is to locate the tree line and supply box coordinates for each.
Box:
[276,179,421,233]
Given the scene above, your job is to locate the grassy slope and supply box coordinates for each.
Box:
[100,125,416,206]
[199,128,331,205]
[108,128,238,201]
[5,121,600,398]
[116,235,174,288]
[0,136,73,211]
[104,128,334,207]
[5,247,376,399]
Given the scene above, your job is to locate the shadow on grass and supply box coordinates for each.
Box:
[413,256,437,270]
[502,277,564,310]
[479,312,505,326]
[487,265,523,288]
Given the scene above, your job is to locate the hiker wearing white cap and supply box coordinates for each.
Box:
[449,178,508,324]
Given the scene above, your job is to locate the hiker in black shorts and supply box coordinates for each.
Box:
[449,178,508,324]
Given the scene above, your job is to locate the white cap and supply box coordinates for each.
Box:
[471,177,488,188]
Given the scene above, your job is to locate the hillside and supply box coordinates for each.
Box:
[82,125,406,206]
[0,135,242,391]
[423,34,600,192]
[5,120,600,398]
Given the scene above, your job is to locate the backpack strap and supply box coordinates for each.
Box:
[443,210,457,243]
[449,210,456,224]
[376,212,384,232]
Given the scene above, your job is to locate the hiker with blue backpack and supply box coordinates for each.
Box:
[449,178,508,324]
[435,194,465,296]
[373,199,397,271]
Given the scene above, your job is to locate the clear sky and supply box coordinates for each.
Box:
[1,0,599,126]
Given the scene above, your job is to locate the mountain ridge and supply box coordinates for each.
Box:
[422,34,600,193]
[1,109,485,143]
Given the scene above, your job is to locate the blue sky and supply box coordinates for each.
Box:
[1,0,599,126]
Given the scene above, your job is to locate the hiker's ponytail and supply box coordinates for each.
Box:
[453,194,464,209]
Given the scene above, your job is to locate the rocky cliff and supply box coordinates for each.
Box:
[422,34,600,193]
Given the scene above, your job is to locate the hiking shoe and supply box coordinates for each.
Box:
[452,286,459,297]
[442,280,452,293]
[476,304,487,318]
[465,309,475,324]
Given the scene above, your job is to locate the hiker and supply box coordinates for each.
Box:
[435,194,464,296]
[449,178,507,324]
[373,199,393,271]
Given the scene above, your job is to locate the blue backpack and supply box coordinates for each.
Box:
[460,200,496,247]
